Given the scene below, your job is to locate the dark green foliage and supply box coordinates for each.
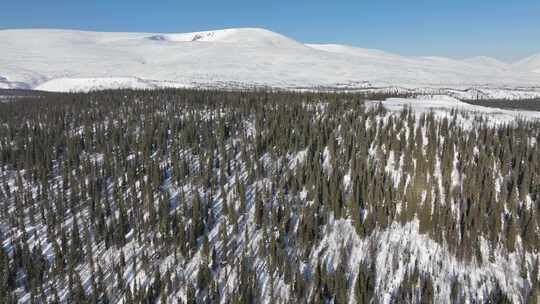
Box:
[0,88,539,302]
[355,262,375,304]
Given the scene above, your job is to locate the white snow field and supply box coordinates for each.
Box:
[371,95,540,124]
[0,28,540,95]
[515,54,540,74]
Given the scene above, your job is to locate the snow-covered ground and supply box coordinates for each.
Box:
[1,27,540,96]
[369,95,540,123]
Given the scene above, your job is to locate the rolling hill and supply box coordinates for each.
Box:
[0,27,539,93]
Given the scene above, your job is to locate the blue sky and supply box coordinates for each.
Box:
[1,0,539,61]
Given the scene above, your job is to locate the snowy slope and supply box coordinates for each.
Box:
[463,56,508,69]
[515,54,540,74]
[370,95,540,124]
[1,27,540,92]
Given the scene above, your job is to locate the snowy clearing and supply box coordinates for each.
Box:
[369,96,540,124]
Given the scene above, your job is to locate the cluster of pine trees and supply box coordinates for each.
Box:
[0,88,539,303]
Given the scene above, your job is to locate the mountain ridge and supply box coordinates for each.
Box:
[0,27,539,92]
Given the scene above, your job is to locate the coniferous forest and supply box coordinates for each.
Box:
[1,89,540,303]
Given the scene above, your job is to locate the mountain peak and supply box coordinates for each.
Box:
[147,27,305,48]
[514,53,540,73]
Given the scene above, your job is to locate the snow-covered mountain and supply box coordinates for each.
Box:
[0,27,539,93]
[515,54,540,74]
[462,56,508,69]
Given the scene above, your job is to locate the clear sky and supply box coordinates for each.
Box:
[1,0,539,62]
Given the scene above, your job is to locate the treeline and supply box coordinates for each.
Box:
[463,98,540,112]
[0,89,538,303]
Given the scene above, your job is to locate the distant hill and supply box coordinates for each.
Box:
[0,27,539,92]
